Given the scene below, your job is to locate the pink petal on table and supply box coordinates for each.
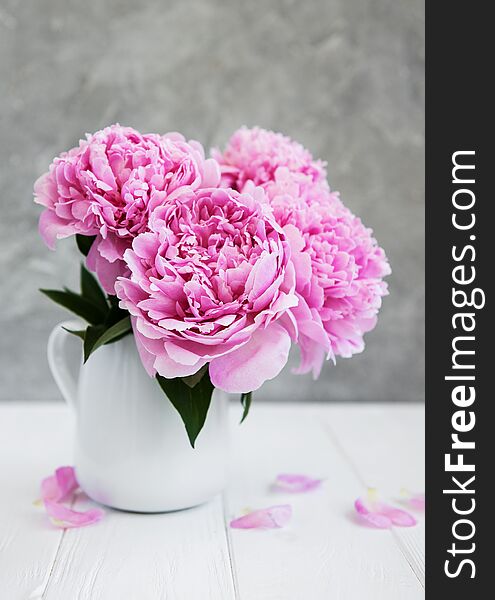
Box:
[44,499,104,529]
[39,466,104,529]
[375,502,417,527]
[354,497,392,529]
[355,491,417,529]
[275,473,322,493]
[230,505,292,529]
[40,475,61,503]
[41,466,78,503]
[55,466,78,500]
[402,490,425,511]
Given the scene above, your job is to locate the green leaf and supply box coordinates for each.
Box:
[95,316,132,347]
[76,234,96,257]
[156,370,214,448]
[40,289,107,325]
[240,391,253,424]
[83,324,106,362]
[80,264,109,314]
[108,295,121,308]
[181,365,208,388]
[105,296,129,327]
[83,316,132,362]
[62,326,86,341]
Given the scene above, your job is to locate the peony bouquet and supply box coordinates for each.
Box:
[35,125,390,446]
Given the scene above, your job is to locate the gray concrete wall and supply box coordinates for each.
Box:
[0,0,424,402]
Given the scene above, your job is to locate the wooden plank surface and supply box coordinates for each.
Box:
[43,496,235,600]
[225,404,424,600]
[0,404,73,600]
[322,405,425,587]
[0,402,424,600]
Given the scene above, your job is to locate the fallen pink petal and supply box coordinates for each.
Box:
[275,473,322,493]
[401,490,425,511]
[354,498,392,529]
[39,466,104,529]
[41,466,78,503]
[354,490,417,529]
[44,499,104,529]
[230,505,292,530]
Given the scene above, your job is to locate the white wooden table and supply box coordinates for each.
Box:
[0,402,424,600]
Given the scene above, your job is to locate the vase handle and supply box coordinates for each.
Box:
[47,320,83,411]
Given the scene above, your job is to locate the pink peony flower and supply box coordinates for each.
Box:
[34,124,220,293]
[115,186,298,393]
[265,170,390,375]
[212,126,327,191]
[215,128,390,377]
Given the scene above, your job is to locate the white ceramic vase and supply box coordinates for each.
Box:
[47,320,229,513]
